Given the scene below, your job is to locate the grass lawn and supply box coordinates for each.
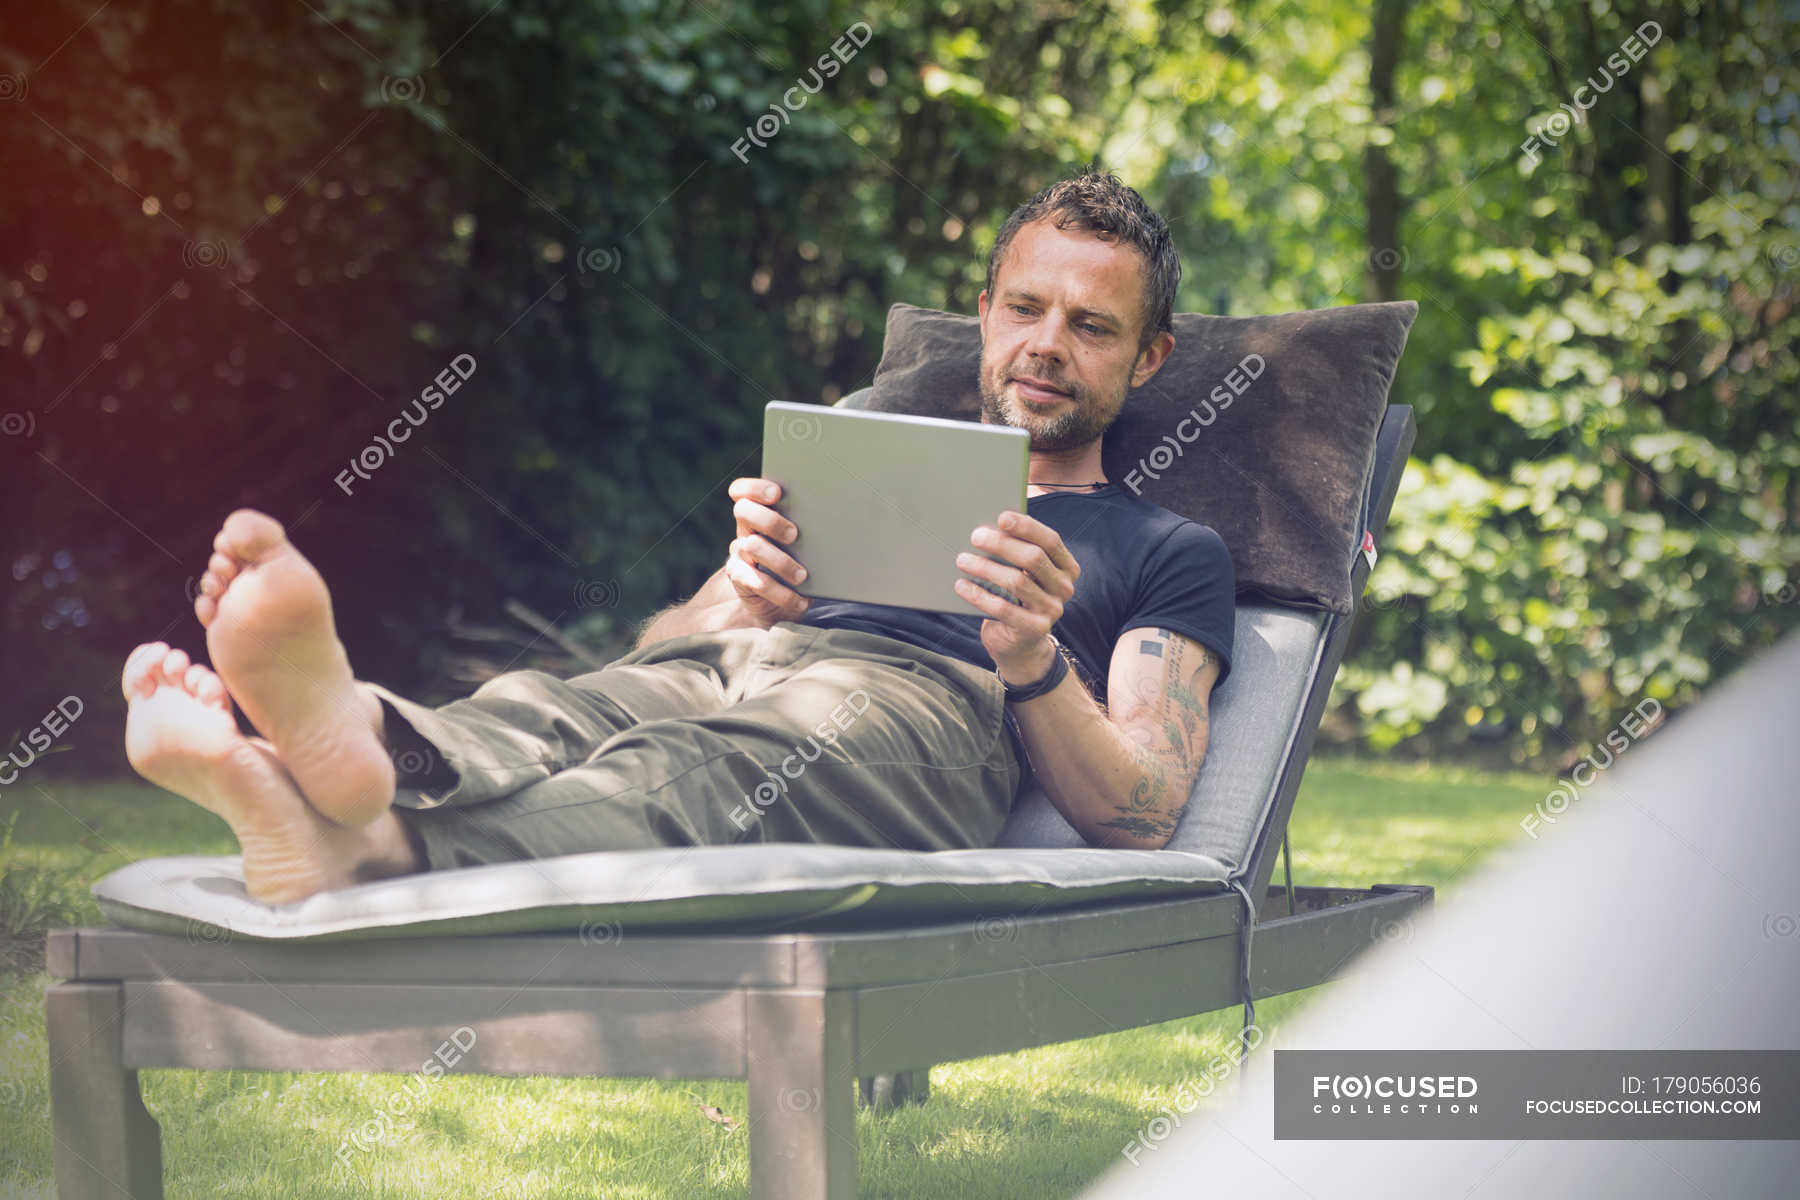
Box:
[0,757,1545,1198]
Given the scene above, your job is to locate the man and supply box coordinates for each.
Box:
[120,171,1235,905]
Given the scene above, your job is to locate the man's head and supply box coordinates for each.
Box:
[977,171,1179,452]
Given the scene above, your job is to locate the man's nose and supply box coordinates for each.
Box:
[1023,311,1069,364]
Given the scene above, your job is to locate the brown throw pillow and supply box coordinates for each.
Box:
[852,301,1418,614]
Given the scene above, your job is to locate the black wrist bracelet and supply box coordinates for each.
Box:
[1001,646,1069,703]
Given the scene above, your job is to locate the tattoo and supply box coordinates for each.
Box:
[1138,639,1163,656]
[1097,813,1179,843]
[1123,770,1163,813]
[1162,717,1185,758]
[1098,722,1178,844]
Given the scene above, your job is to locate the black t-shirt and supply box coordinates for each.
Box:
[798,484,1235,706]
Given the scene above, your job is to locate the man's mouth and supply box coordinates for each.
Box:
[1011,376,1070,405]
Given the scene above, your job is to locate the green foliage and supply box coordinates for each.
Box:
[2,0,1794,770]
[1102,0,1798,760]
[1328,0,1800,759]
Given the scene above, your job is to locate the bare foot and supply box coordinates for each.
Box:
[194,509,395,827]
[121,642,392,904]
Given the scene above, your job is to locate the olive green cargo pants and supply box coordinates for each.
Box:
[363,621,1023,871]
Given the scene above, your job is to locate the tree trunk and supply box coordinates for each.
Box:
[1640,2,1689,248]
[1364,0,1409,303]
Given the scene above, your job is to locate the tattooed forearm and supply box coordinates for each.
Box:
[1011,628,1221,851]
[1101,630,1218,845]
[1096,724,1181,844]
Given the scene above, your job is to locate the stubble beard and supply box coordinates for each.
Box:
[977,356,1129,453]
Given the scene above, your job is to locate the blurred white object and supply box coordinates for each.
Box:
[1081,630,1800,1200]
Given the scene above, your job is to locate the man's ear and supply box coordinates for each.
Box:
[1130,328,1175,388]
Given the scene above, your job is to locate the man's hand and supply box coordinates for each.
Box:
[725,477,810,624]
[951,509,1081,685]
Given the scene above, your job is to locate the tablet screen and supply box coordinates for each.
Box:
[762,401,1030,615]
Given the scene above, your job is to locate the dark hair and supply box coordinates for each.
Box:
[984,170,1180,353]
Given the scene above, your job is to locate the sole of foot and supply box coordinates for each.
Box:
[121,642,357,905]
[195,509,395,827]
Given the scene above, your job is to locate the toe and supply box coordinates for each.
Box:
[192,668,231,709]
[195,592,218,627]
[160,647,192,685]
[184,663,234,712]
[122,642,169,700]
[217,509,287,566]
[207,552,238,586]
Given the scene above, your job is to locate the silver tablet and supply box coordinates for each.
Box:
[761,401,1030,615]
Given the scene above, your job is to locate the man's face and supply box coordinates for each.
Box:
[976,218,1172,451]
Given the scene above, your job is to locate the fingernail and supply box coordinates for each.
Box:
[764,485,778,501]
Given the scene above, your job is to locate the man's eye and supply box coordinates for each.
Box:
[1079,323,1105,334]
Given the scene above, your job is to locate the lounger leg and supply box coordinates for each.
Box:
[858,1066,931,1112]
[46,982,164,1199]
[747,990,856,1200]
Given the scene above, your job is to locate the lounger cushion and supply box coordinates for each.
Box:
[851,301,1416,615]
[91,844,1230,942]
[84,598,1315,942]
